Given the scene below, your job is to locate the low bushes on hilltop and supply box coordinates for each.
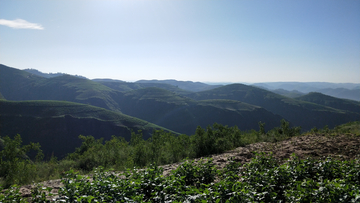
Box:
[2,154,360,202]
[1,120,358,190]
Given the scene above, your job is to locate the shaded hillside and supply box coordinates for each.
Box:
[117,87,283,135]
[0,100,169,158]
[271,89,305,98]
[317,88,360,101]
[94,79,191,95]
[2,65,358,135]
[296,92,360,114]
[136,79,222,92]
[0,65,281,135]
[188,84,360,130]
[0,64,121,112]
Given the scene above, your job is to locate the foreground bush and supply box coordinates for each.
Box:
[2,154,360,202]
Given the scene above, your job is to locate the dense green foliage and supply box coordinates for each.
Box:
[0,120,303,188]
[2,154,360,202]
[0,120,359,202]
[0,135,43,188]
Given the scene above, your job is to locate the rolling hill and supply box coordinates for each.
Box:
[116,87,284,135]
[296,92,360,114]
[271,89,305,98]
[135,79,222,92]
[0,64,122,112]
[187,84,360,130]
[317,88,360,102]
[94,79,191,95]
[0,100,169,158]
[1,65,284,135]
[2,64,359,136]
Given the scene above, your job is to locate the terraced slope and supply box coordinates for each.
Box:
[117,87,284,135]
[188,84,360,130]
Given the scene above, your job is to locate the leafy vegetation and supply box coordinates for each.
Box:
[0,135,43,188]
[0,119,304,188]
[1,153,360,202]
[0,121,359,201]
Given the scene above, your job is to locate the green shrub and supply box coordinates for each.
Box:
[0,135,43,188]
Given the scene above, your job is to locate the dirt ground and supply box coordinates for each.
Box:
[18,133,360,199]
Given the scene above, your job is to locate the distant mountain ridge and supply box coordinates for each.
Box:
[135,79,222,92]
[253,82,360,101]
[1,64,359,139]
[23,68,87,79]
[0,64,283,135]
[19,67,360,101]
[296,92,360,114]
[252,82,360,92]
[94,80,191,95]
[187,84,360,130]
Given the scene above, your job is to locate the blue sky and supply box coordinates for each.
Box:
[1,0,359,83]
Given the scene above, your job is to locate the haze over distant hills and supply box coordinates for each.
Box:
[252,82,360,101]
[23,67,360,101]
[1,64,360,156]
[187,84,360,131]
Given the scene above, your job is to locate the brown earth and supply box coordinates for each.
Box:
[18,133,360,199]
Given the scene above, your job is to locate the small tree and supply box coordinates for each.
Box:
[258,121,266,135]
[0,134,43,187]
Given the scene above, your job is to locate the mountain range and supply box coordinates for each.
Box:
[252,82,360,101]
[1,64,360,157]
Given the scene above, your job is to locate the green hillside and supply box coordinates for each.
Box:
[2,64,359,134]
[94,79,191,95]
[188,84,360,130]
[117,88,284,135]
[0,100,170,158]
[0,65,283,135]
[0,64,121,112]
[296,92,360,114]
[271,89,305,98]
[135,79,222,92]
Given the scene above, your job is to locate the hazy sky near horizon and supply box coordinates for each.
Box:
[1,0,359,83]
